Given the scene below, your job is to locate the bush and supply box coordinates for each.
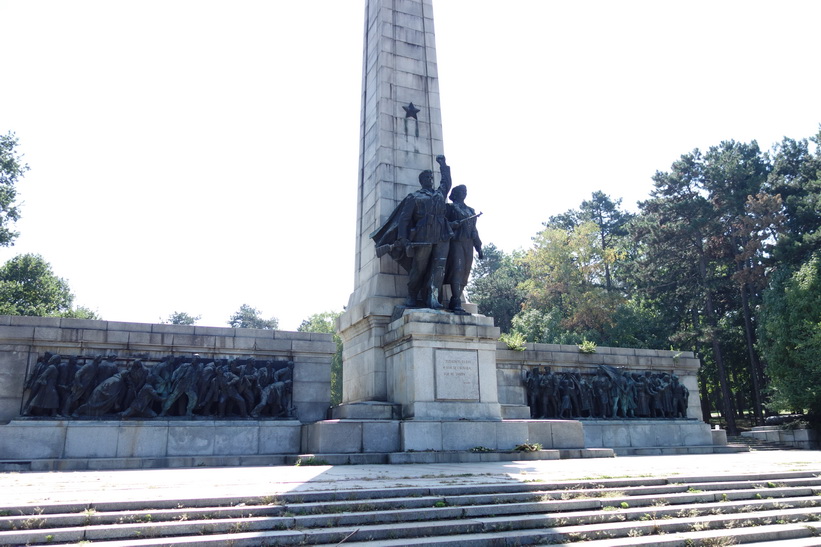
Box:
[499,332,527,351]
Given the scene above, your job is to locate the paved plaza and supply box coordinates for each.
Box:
[4,450,821,507]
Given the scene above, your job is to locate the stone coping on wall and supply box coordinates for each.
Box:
[496,342,700,371]
[0,315,334,352]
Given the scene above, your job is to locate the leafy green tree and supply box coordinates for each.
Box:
[630,148,740,432]
[519,220,625,341]
[297,311,339,335]
[766,130,821,266]
[0,132,28,247]
[0,253,95,318]
[63,306,101,320]
[298,311,342,406]
[510,307,577,345]
[548,191,633,291]
[163,311,201,325]
[602,298,675,350]
[629,140,781,432]
[758,254,821,416]
[228,304,278,330]
[468,244,527,332]
[704,140,775,425]
[512,192,668,349]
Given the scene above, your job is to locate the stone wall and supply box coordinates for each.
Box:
[0,315,335,424]
[495,342,703,421]
[742,426,820,450]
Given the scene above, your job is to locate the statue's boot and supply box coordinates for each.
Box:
[426,258,447,309]
[448,283,469,315]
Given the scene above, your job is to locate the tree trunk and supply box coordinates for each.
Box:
[698,253,738,435]
[600,229,612,291]
[698,369,712,423]
[704,291,738,435]
[738,277,764,425]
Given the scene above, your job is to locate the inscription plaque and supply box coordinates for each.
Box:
[435,349,480,401]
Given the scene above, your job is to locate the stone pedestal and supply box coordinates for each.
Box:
[337,310,501,421]
[384,310,501,420]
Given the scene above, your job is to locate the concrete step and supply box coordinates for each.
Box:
[614,444,750,456]
[5,484,819,533]
[327,520,821,546]
[728,434,800,451]
[1,447,615,472]
[2,470,820,545]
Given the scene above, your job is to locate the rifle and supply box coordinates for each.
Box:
[453,211,483,225]
[375,241,429,258]
[375,212,484,258]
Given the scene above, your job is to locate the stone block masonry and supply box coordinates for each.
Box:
[0,315,335,424]
[339,0,445,406]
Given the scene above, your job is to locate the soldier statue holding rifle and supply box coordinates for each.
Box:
[372,155,482,313]
[443,183,483,314]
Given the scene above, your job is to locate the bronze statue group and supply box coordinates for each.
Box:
[523,365,690,420]
[21,353,295,420]
[372,155,482,314]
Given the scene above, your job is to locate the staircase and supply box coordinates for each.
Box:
[3,471,821,545]
[727,434,799,451]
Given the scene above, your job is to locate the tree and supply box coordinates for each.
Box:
[511,193,669,348]
[0,131,29,246]
[467,244,527,332]
[63,306,101,320]
[548,191,633,291]
[758,253,821,417]
[704,140,775,425]
[766,130,821,266]
[298,311,343,406]
[630,148,739,432]
[510,306,577,345]
[0,253,93,317]
[518,220,625,342]
[628,140,783,432]
[163,311,201,325]
[227,304,278,330]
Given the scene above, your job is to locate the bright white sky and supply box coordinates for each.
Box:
[1,1,819,330]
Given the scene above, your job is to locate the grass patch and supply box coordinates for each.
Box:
[514,442,542,452]
[295,457,329,466]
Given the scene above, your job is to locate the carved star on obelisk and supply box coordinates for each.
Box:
[402,102,420,119]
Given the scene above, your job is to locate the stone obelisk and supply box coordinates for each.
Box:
[338,0,445,407]
[337,0,502,423]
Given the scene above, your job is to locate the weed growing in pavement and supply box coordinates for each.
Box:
[294,457,329,466]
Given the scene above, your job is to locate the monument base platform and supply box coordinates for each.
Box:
[0,418,748,471]
[1,447,619,472]
[501,404,532,419]
[303,418,586,453]
[0,419,303,460]
[332,401,401,420]
[582,418,721,449]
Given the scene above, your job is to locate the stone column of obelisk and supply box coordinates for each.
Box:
[337,0,446,412]
[337,0,502,425]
